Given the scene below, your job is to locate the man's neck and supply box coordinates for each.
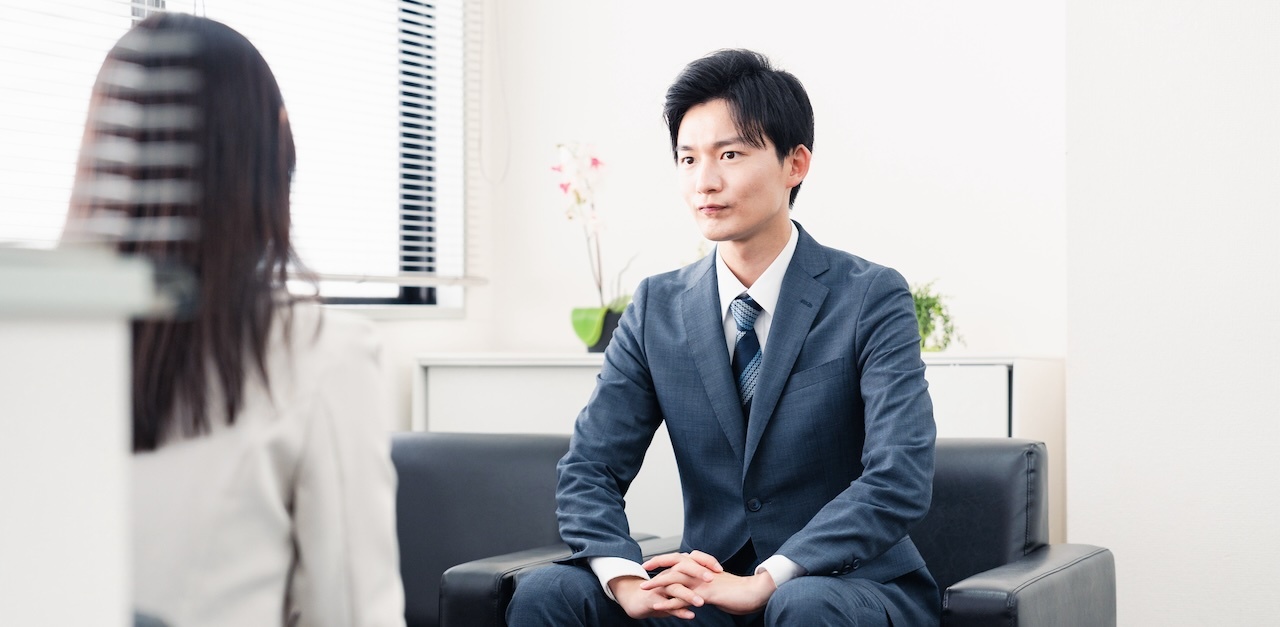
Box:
[720,223,792,288]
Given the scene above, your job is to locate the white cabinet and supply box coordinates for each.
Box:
[413,353,1065,542]
[412,354,603,434]
[0,249,157,627]
[412,354,684,537]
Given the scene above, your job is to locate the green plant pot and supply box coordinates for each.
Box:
[571,307,622,352]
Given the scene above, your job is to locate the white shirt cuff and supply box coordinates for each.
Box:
[756,554,805,587]
[588,556,651,602]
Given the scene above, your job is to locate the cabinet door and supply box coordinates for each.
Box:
[425,365,597,433]
[924,364,1010,437]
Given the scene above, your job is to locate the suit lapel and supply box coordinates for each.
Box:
[680,257,747,461]
[743,227,830,470]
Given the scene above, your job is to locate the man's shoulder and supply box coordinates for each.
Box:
[639,255,712,295]
[798,229,902,287]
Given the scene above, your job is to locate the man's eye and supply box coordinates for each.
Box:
[723,151,738,160]
[680,156,694,165]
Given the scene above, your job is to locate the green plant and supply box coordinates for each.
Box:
[911,281,960,352]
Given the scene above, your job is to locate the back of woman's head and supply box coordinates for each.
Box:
[70,13,303,451]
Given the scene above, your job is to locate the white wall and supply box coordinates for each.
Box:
[1066,1,1280,624]
[378,3,1280,623]
[377,0,1068,423]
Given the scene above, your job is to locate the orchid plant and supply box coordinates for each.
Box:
[553,142,633,347]
[553,142,632,311]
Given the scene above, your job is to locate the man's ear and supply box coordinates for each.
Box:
[786,145,812,188]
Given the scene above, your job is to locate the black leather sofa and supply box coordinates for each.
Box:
[393,434,1116,627]
[391,432,570,627]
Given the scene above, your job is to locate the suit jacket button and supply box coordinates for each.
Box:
[746,498,762,512]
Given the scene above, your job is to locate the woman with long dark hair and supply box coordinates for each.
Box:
[67,13,405,627]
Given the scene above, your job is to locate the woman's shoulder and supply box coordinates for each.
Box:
[286,300,379,347]
[247,301,389,429]
[268,301,384,380]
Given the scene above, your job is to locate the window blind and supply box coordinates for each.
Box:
[0,1,133,247]
[0,0,472,303]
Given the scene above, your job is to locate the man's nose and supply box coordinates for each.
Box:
[695,162,722,194]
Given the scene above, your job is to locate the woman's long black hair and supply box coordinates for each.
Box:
[69,13,312,451]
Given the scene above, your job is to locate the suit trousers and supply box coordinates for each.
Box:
[506,562,938,626]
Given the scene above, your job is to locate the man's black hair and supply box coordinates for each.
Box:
[663,49,815,207]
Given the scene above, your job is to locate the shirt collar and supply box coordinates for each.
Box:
[716,222,800,319]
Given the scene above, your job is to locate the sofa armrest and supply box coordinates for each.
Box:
[943,544,1116,627]
[439,541,569,627]
[438,534,677,627]
[636,534,684,558]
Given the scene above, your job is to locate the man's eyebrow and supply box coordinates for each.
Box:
[676,137,750,153]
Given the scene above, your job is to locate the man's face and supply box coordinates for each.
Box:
[675,98,801,247]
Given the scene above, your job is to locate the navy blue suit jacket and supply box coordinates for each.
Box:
[557,222,936,590]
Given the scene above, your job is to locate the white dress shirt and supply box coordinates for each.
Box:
[590,223,806,600]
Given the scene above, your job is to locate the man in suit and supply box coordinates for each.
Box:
[507,49,939,626]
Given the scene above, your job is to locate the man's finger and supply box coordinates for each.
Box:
[653,583,703,609]
[687,550,724,573]
[642,567,699,590]
[641,551,687,571]
[645,557,716,588]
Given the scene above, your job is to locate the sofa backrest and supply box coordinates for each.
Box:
[391,432,570,627]
[911,438,1051,592]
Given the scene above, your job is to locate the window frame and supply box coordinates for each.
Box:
[0,0,476,310]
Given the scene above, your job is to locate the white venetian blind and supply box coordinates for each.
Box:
[0,0,470,303]
[0,0,133,247]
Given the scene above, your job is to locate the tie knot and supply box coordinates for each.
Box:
[730,293,763,332]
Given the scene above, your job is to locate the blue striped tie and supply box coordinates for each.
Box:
[730,293,763,412]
